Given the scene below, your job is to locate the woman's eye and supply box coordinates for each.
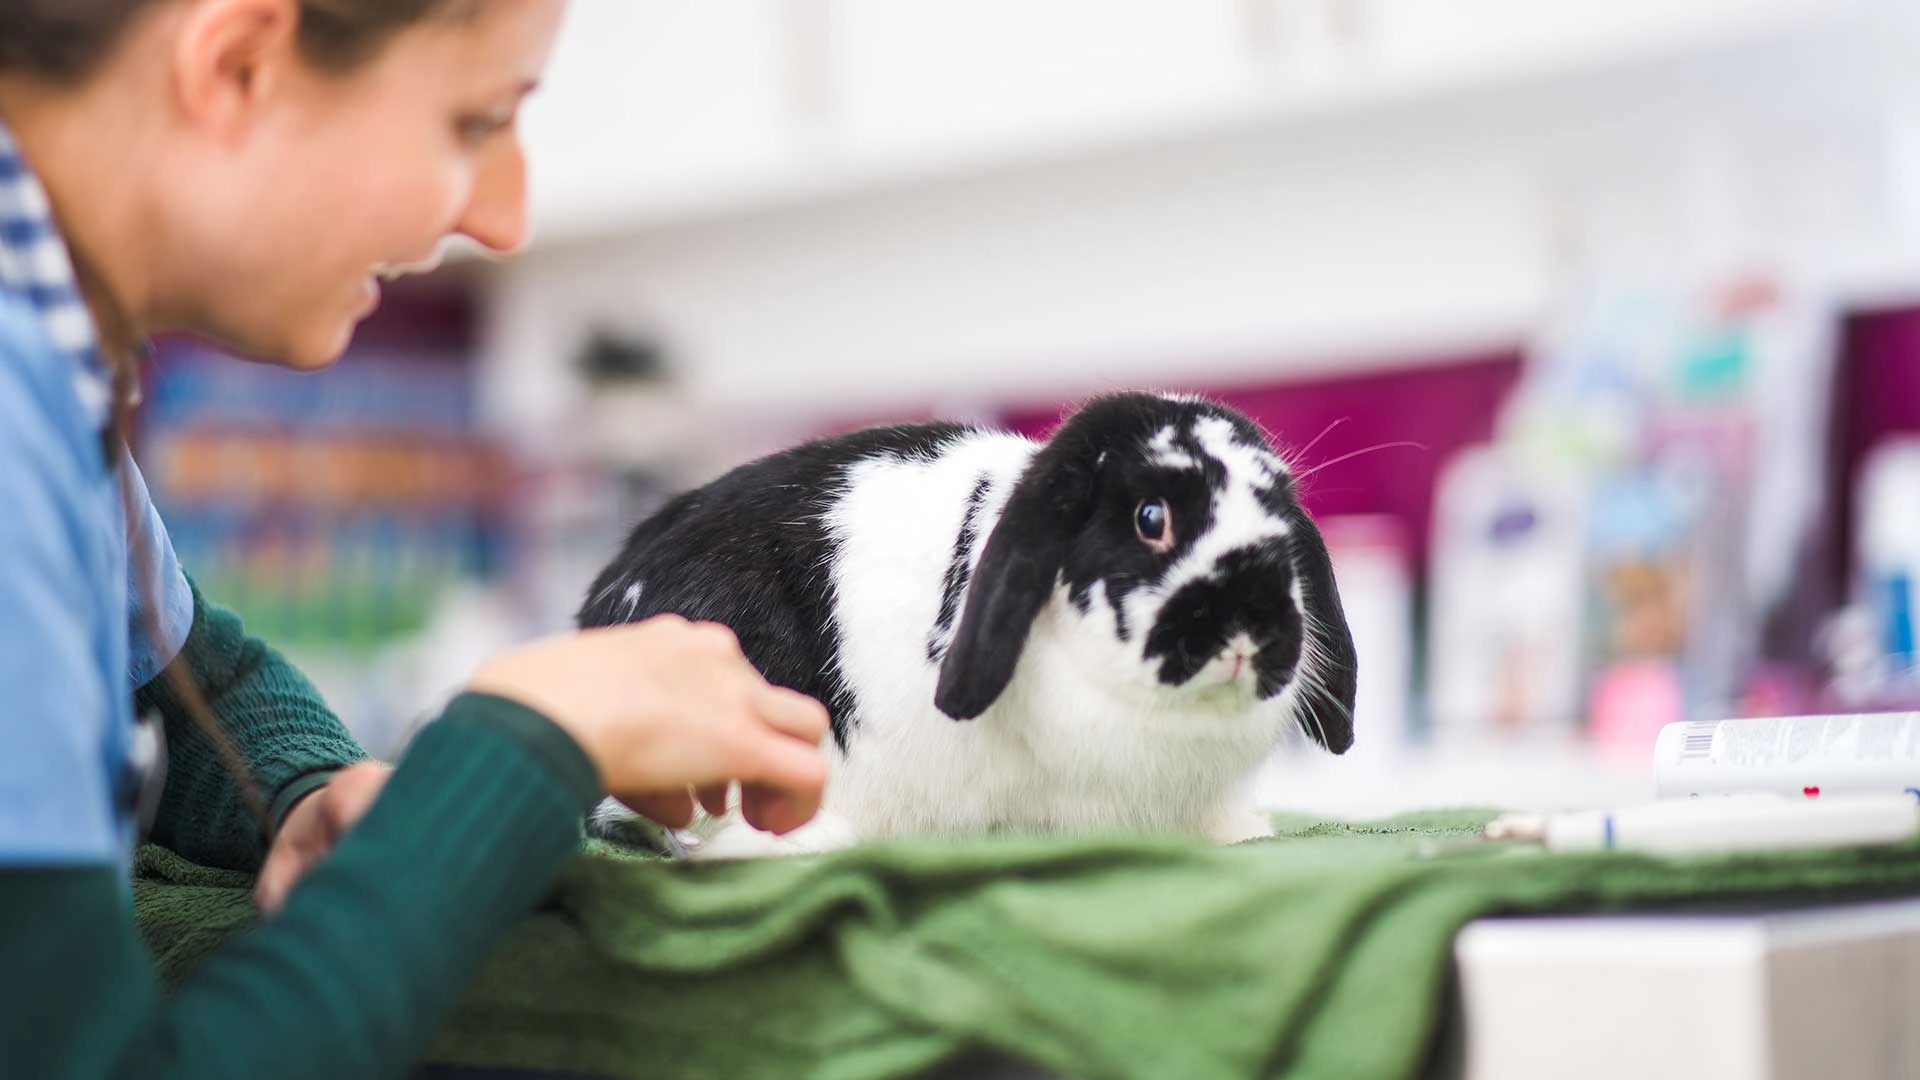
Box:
[456,110,515,145]
[1135,498,1174,551]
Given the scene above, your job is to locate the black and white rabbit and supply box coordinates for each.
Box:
[579,391,1357,857]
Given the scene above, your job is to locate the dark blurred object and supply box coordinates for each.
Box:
[577,330,670,386]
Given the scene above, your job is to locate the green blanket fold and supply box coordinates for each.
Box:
[134,811,1920,1080]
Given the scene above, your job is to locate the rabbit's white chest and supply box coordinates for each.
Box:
[827,584,1285,840]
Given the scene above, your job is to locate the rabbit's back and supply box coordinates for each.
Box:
[577,420,976,748]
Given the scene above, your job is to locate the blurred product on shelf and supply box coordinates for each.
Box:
[142,339,511,652]
[1426,265,1844,760]
[135,282,525,755]
[1426,444,1590,742]
[1855,439,1920,695]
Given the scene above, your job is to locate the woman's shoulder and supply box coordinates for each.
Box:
[0,289,103,478]
[0,288,68,406]
[0,286,57,368]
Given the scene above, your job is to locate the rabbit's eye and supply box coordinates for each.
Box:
[1135,498,1175,553]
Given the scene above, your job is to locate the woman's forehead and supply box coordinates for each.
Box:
[372,0,565,91]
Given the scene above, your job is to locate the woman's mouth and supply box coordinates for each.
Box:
[361,254,440,314]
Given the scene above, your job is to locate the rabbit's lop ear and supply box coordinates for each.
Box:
[934,438,1098,720]
[1286,509,1358,754]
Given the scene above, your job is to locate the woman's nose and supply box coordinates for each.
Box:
[456,139,531,255]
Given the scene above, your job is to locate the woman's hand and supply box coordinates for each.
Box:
[256,761,393,915]
[467,616,831,836]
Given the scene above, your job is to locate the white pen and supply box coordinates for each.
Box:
[1481,793,1920,856]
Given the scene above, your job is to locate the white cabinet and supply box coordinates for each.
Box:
[831,0,1249,145]
[1367,0,1830,70]
[520,0,789,228]
[519,0,1873,240]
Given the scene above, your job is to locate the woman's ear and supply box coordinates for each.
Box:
[170,0,301,137]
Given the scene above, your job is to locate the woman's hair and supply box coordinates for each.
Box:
[0,0,479,84]
[1,0,481,843]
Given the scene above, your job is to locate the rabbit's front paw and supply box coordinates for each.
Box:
[1209,804,1275,845]
[682,810,859,861]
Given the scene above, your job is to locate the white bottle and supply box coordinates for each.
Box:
[1652,713,1920,800]
[1427,444,1589,741]
[1856,438,1920,688]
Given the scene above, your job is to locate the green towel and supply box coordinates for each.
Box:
[134,811,1920,1080]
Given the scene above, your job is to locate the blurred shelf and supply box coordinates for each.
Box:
[524,0,1876,245]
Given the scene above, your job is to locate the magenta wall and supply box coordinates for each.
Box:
[999,350,1525,570]
[1836,304,1920,588]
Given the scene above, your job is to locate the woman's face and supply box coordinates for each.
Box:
[157,0,568,368]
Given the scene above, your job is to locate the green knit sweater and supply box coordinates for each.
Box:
[0,583,605,1079]
[136,579,369,869]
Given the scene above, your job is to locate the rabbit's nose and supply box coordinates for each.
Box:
[1214,633,1260,680]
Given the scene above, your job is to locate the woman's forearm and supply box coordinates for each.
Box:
[0,694,597,1080]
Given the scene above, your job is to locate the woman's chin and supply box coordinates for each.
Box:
[249,320,359,371]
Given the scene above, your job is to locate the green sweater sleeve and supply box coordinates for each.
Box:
[137,578,368,871]
[0,693,599,1080]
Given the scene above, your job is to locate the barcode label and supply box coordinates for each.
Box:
[1680,722,1718,761]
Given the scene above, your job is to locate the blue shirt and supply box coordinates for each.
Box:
[0,121,194,866]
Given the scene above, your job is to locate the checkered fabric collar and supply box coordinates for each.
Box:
[0,118,113,430]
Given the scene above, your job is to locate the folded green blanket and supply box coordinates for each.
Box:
[134,811,1920,1080]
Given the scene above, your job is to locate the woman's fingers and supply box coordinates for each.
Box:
[756,685,831,746]
[472,618,834,835]
[740,783,816,836]
[616,707,826,833]
[732,734,828,821]
[622,789,696,830]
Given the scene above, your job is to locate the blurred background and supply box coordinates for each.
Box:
[134,0,1920,817]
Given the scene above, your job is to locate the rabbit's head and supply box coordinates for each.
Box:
[934,392,1357,754]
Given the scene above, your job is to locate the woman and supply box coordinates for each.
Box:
[0,1,832,1076]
